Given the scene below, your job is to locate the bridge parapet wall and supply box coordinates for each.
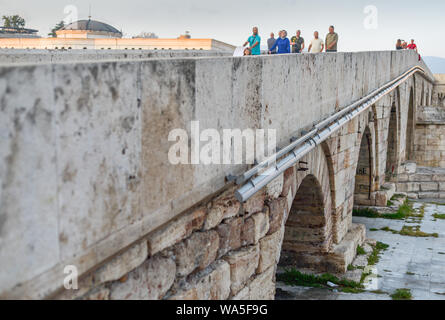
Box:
[0,50,431,298]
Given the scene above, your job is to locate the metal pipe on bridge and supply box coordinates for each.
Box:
[234,66,433,203]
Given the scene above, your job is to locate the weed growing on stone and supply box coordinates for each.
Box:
[356,245,366,255]
[387,200,394,207]
[360,270,372,283]
[277,269,364,290]
[390,288,412,300]
[369,228,378,231]
[433,213,445,220]
[368,241,389,265]
[406,271,415,275]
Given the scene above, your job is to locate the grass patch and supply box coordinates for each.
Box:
[438,252,445,255]
[433,213,445,220]
[387,200,394,207]
[399,225,439,238]
[406,271,415,275]
[380,226,398,234]
[356,245,366,255]
[391,288,412,300]
[368,241,389,265]
[347,264,356,271]
[353,200,417,220]
[380,225,438,238]
[276,269,364,290]
[369,228,378,231]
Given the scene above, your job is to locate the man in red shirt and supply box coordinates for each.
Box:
[407,39,418,52]
[406,39,420,61]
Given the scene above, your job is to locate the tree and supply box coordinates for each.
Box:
[48,20,65,37]
[2,15,25,29]
[134,31,158,39]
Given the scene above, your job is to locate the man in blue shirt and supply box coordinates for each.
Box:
[268,30,290,54]
[243,27,261,55]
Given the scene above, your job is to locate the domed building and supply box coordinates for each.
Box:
[56,19,122,39]
[0,17,235,52]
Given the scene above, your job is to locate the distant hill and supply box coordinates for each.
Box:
[423,56,445,74]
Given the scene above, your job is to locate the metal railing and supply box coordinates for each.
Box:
[234,65,434,202]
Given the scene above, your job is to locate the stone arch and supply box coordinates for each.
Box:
[405,86,415,160]
[354,126,374,205]
[278,144,335,272]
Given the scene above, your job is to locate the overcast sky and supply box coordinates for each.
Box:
[1,0,445,57]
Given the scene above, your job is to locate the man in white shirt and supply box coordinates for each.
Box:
[308,31,324,53]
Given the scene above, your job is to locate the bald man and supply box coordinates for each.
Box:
[308,31,324,53]
[243,27,261,55]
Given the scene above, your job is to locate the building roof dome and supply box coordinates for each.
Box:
[61,19,121,35]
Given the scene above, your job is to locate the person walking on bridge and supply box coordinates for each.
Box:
[268,30,290,54]
[243,27,261,56]
[325,25,338,52]
[290,30,305,53]
[308,31,324,53]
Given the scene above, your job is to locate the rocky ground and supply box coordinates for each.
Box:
[276,198,445,300]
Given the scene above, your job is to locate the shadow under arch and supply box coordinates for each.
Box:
[421,82,425,105]
[278,140,338,268]
[279,173,333,270]
[354,125,374,205]
[405,86,416,161]
[385,88,401,181]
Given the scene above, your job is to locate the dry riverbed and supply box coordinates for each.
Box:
[276,198,445,300]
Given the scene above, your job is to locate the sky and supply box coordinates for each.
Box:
[1,0,445,57]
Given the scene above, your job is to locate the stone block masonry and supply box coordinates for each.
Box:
[52,187,278,300]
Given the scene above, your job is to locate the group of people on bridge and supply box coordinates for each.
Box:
[242,26,338,56]
[396,39,421,60]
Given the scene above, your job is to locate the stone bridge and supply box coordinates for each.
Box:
[0,49,438,299]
